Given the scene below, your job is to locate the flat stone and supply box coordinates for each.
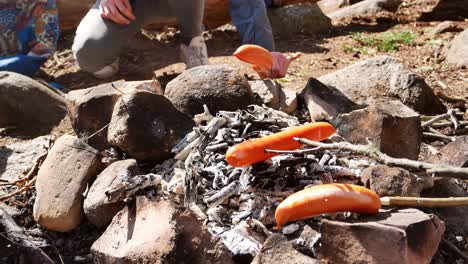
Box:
[446,29,468,67]
[361,165,433,197]
[278,88,298,115]
[317,208,445,264]
[165,65,255,116]
[428,136,468,167]
[429,21,463,37]
[332,100,422,159]
[92,197,233,263]
[0,72,66,133]
[66,80,160,151]
[0,136,49,182]
[33,135,104,232]
[300,78,361,121]
[249,80,282,110]
[107,91,195,162]
[328,0,402,20]
[268,3,332,37]
[84,159,141,228]
[252,234,319,264]
[318,55,446,115]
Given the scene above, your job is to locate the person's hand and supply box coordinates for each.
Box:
[29,43,52,57]
[99,0,136,25]
[254,52,301,79]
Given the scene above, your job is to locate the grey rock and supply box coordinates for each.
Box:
[249,80,282,109]
[318,55,446,115]
[317,0,359,14]
[429,21,462,37]
[0,136,48,182]
[428,136,468,167]
[66,80,160,151]
[165,65,255,116]
[361,165,433,197]
[33,135,104,232]
[279,88,298,115]
[252,234,319,264]
[108,91,195,161]
[0,71,66,133]
[332,100,422,159]
[446,29,468,67]
[84,159,140,228]
[268,3,332,37]
[317,209,445,264]
[329,0,402,20]
[300,78,361,121]
[92,197,233,263]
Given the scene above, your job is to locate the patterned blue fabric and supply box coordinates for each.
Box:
[0,0,59,76]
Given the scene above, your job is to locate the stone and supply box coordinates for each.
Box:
[66,80,160,151]
[300,78,361,121]
[92,197,233,263]
[33,135,104,232]
[279,88,298,115]
[446,29,468,67]
[249,80,282,110]
[252,234,319,264]
[332,100,422,160]
[428,136,468,167]
[165,65,255,116]
[361,165,433,197]
[92,198,178,263]
[0,72,66,133]
[0,136,49,182]
[429,21,463,37]
[317,55,446,115]
[220,223,262,260]
[328,0,402,20]
[422,178,468,236]
[317,0,358,14]
[267,3,332,37]
[317,208,445,264]
[83,159,141,228]
[419,0,468,21]
[107,91,195,162]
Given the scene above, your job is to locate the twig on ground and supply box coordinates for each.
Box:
[430,121,468,128]
[0,177,37,202]
[423,132,456,142]
[264,147,321,155]
[0,208,54,263]
[442,238,468,262]
[294,138,468,180]
[421,109,456,128]
[380,197,468,207]
[12,151,48,185]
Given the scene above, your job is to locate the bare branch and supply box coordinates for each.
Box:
[380,197,468,207]
[294,138,468,180]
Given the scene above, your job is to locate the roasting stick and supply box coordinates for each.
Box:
[380,197,468,207]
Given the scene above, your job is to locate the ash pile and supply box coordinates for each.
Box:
[1,62,467,264]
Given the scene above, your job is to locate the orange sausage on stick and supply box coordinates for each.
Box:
[233,44,274,73]
[274,184,381,230]
[225,122,336,167]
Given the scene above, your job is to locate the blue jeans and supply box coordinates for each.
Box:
[0,55,47,77]
[230,0,275,51]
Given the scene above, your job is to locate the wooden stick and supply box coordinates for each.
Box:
[380,197,468,207]
[421,109,455,128]
[294,138,468,180]
[442,238,468,262]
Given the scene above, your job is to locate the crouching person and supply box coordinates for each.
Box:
[72,0,208,79]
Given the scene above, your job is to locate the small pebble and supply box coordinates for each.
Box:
[282,223,300,235]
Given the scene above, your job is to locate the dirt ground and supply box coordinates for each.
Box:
[1,0,467,263]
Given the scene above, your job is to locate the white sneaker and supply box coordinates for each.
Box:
[180,36,209,69]
[93,58,119,79]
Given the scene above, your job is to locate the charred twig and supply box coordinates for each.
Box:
[295,138,468,180]
[0,177,37,202]
[430,121,468,128]
[423,132,456,142]
[204,181,240,207]
[442,238,468,262]
[105,173,162,203]
[380,197,468,207]
[0,208,54,263]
